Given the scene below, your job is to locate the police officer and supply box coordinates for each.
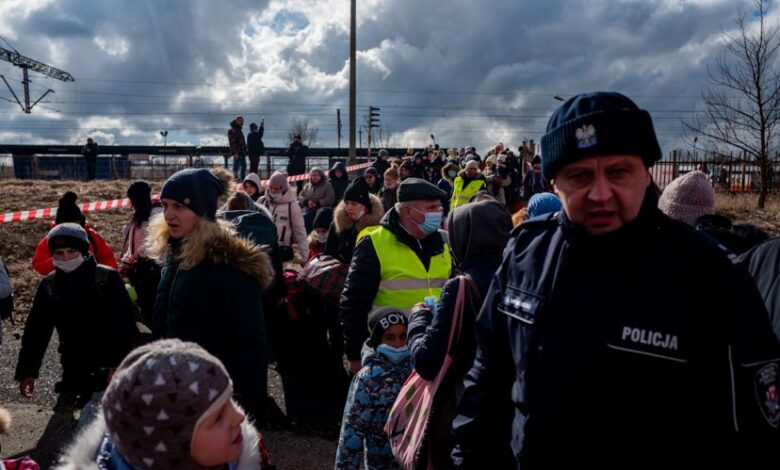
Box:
[452,92,780,467]
[340,178,452,374]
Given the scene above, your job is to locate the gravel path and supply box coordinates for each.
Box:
[0,330,338,469]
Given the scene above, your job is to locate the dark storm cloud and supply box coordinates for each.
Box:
[0,0,760,152]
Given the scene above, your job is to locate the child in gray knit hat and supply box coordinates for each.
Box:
[56,339,271,470]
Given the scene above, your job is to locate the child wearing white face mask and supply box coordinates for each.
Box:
[307,207,333,261]
[15,223,139,410]
[335,307,412,470]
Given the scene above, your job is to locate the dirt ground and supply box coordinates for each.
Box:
[0,178,778,466]
[0,179,337,468]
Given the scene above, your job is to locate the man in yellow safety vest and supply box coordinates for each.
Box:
[340,178,453,374]
[450,160,486,210]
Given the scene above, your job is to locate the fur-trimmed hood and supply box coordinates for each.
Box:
[145,214,273,290]
[441,162,459,183]
[308,231,327,247]
[333,193,384,234]
[54,413,261,470]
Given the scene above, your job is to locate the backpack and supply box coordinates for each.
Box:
[298,254,348,305]
[282,269,306,321]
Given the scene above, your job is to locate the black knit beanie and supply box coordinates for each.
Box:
[160,169,225,220]
[368,307,408,348]
[540,91,661,179]
[55,191,85,226]
[343,181,371,212]
[313,207,334,231]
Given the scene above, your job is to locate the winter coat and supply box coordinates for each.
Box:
[0,258,11,300]
[247,126,265,156]
[438,164,458,216]
[521,168,549,200]
[119,208,164,275]
[408,261,496,382]
[298,169,336,209]
[425,157,445,183]
[324,194,384,265]
[228,119,247,156]
[243,173,265,202]
[335,344,412,470]
[452,192,780,468]
[15,255,138,394]
[259,188,309,260]
[32,225,118,275]
[408,200,510,469]
[483,167,512,206]
[147,216,274,421]
[739,237,780,341]
[372,158,391,179]
[329,162,350,204]
[339,208,452,361]
[410,162,427,180]
[54,412,264,470]
[286,141,309,176]
[379,186,397,213]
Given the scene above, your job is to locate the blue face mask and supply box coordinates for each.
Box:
[377,344,410,364]
[411,206,442,235]
[447,171,457,178]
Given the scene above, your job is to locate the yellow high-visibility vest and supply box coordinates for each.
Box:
[367,226,452,312]
[450,176,486,210]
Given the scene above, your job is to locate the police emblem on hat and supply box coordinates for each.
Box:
[755,363,780,427]
[184,197,191,205]
[575,124,597,149]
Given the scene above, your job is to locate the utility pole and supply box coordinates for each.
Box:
[359,127,363,149]
[337,108,342,149]
[348,0,357,164]
[0,44,74,114]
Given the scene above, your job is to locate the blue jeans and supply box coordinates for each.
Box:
[232,155,247,180]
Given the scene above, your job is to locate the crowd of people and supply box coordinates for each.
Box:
[1,91,779,469]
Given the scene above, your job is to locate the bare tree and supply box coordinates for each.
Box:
[287,118,319,147]
[685,0,780,208]
[373,124,396,148]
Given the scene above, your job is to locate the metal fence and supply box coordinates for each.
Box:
[651,152,780,193]
[0,151,372,181]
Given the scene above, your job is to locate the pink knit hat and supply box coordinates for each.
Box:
[658,170,715,225]
[268,171,290,191]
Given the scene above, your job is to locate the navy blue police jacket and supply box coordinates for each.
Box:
[451,194,780,468]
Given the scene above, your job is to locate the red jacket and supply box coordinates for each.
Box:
[32,225,118,275]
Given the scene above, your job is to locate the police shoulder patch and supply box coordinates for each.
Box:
[755,362,780,428]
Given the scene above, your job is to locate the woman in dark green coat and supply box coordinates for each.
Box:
[148,167,274,423]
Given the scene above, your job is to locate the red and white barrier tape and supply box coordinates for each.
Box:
[0,162,373,224]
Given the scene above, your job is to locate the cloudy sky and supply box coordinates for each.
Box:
[0,0,769,156]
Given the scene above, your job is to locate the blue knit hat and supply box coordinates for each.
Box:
[160,169,226,220]
[527,193,562,219]
[540,92,661,179]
